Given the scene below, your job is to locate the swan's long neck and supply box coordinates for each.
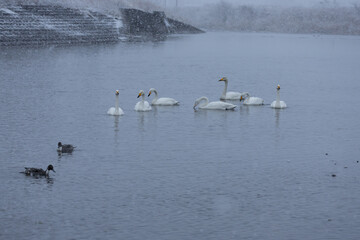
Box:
[115,94,119,114]
[141,94,145,103]
[276,89,280,106]
[199,97,209,107]
[222,80,228,99]
[152,89,158,103]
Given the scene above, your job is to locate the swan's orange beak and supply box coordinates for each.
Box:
[148,91,151,97]
[137,93,142,98]
[219,78,224,81]
[277,85,280,90]
[240,96,243,101]
[115,90,119,95]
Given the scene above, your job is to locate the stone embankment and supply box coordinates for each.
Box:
[0,5,203,46]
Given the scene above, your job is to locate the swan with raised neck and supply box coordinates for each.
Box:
[219,77,247,100]
[107,90,124,115]
[135,90,152,111]
[271,85,287,109]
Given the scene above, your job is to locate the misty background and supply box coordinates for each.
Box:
[2,0,360,35]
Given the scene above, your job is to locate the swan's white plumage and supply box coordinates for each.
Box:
[148,88,179,106]
[194,96,236,110]
[241,93,264,105]
[107,107,124,115]
[135,90,152,111]
[271,100,287,109]
[219,77,247,100]
[271,85,287,109]
[224,91,243,100]
[107,90,124,115]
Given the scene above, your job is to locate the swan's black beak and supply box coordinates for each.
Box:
[148,93,151,97]
[137,94,141,98]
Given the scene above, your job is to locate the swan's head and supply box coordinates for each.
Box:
[193,99,200,110]
[115,90,119,96]
[240,93,249,101]
[148,88,155,97]
[47,165,56,173]
[193,97,207,110]
[137,90,145,98]
[277,85,281,90]
[219,77,228,82]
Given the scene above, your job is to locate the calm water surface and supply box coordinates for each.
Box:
[1,32,360,239]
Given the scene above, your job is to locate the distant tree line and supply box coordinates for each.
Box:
[170,2,360,35]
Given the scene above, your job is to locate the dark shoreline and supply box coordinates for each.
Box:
[0,4,204,46]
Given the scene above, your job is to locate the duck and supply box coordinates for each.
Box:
[107,90,124,115]
[240,93,264,105]
[21,165,56,177]
[135,90,152,111]
[271,85,287,109]
[193,96,236,110]
[219,77,247,100]
[57,142,75,153]
[148,88,179,106]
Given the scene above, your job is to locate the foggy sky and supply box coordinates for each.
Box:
[158,0,359,8]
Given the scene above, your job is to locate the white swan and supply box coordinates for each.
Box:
[107,90,124,115]
[219,77,247,100]
[193,96,236,110]
[271,85,287,109]
[148,88,179,106]
[240,93,264,105]
[135,90,152,111]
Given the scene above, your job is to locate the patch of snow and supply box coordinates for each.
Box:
[43,23,55,30]
[115,18,123,29]
[0,8,18,15]
[68,31,85,36]
[164,18,171,27]
[80,9,97,19]
[118,36,128,41]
